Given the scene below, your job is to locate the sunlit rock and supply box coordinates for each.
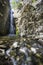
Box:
[31,47,37,54]
[12,42,19,48]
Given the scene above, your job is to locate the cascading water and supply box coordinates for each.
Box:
[6,42,32,65]
[9,9,14,34]
[6,48,17,65]
[9,0,15,36]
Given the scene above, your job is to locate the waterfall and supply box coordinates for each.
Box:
[9,9,14,34]
[11,57,17,65]
[9,0,16,36]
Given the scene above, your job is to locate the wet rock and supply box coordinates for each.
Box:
[0,41,3,44]
[0,55,13,65]
[0,0,10,35]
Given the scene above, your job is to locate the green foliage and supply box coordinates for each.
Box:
[32,0,37,3]
[10,0,17,9]
[16,27,19,36]
[11,0,22,9]
[17,3,23,9]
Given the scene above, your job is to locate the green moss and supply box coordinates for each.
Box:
[16,27,19,36]
[32,0,37,3]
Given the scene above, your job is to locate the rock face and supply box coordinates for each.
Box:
[0,0,10,35]
[16,1,43,37]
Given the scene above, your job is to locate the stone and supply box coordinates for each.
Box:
[0,41,3,44]
[0,55,13,65]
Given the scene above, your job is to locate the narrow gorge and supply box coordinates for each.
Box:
[0,0,43,65]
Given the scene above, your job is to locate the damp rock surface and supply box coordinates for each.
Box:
[0,55,13,65]
[0,0,10,35]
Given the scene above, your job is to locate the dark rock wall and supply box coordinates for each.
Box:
[0,55,13,65]
[0,0,10,35]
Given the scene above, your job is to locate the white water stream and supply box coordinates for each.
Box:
[9,9,14,34]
